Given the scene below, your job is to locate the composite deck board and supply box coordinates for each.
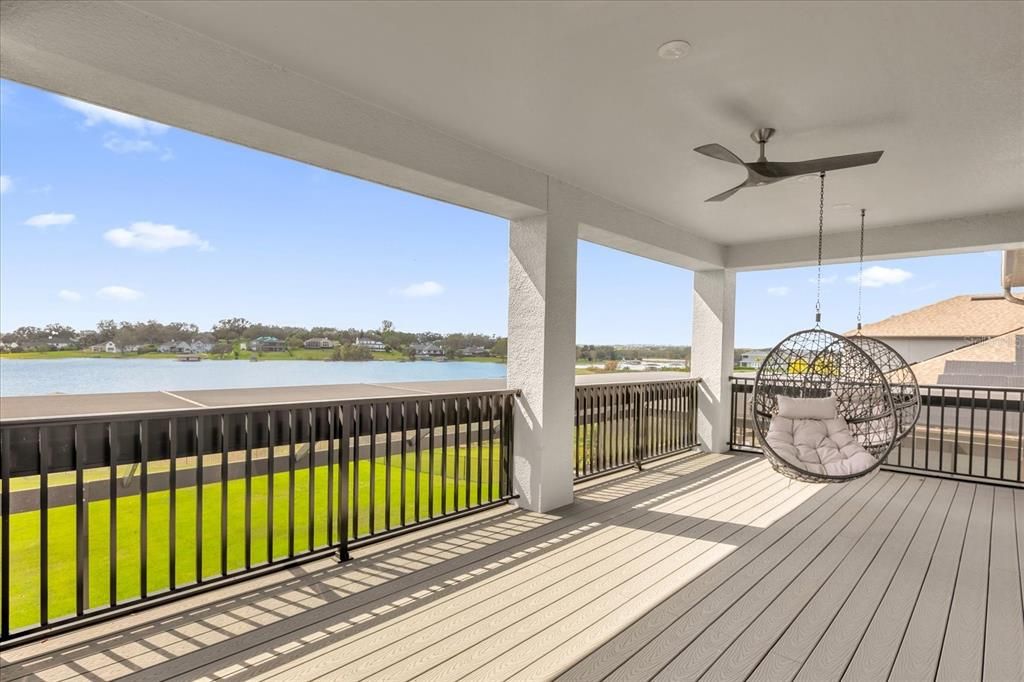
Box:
[983,488,1024,681]
[1,452,1020,682]
[785,479,958,682]
[935,484,994,681]
[744,477,943,682]
[601,473,900,682]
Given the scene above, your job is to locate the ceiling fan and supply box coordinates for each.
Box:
[694,128,883,202]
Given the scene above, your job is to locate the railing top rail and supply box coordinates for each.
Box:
[575,377,701,389]
[0,386,521,428]
[729,375,1023,394]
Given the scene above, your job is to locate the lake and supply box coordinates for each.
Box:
[0,358,507,397]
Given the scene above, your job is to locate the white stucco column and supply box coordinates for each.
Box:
[691,269,736,453]
[507,184,578,513]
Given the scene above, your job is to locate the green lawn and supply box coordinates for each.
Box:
[3,442,503,631]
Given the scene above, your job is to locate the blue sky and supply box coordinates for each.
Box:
[0,79,1004,347]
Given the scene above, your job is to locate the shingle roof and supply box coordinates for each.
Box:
[908,329,1024,384]
[851,295,1024,338]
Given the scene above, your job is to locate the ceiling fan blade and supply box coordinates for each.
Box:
[761,150,884,178]
[705,181,748,202]
[694,143,746,165]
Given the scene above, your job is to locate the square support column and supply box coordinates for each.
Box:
[691,269,736,453]
[507,194,577,512]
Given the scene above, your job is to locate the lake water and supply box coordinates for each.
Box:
[0,358,507,396]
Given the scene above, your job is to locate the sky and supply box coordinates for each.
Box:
[0,79,1006,348]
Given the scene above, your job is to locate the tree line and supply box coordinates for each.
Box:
[0,319,506,358]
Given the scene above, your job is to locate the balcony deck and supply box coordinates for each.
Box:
[2,451,1022,682]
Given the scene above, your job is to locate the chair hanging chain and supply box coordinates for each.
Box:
[815,171,825,325]
[856,208,866,333]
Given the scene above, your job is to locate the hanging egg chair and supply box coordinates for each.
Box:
[752,182,921,483]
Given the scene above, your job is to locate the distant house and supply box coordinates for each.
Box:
[158,340,194,354]
[355,337,387,352]
[851,294,1024,364]
[738,350,769,369]
[457,345,489,357]
[239,341,248,351]
[189,340,213,354]
[250,336,286,352]
[411,341,444,357]
[90,341,119,353]
[304,337,335,349]
[47,338,75,350]
[122,344,143,353]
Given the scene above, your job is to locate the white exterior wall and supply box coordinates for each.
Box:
[507,185,577,512]
[881,337,982,365]
[691,269,737,453]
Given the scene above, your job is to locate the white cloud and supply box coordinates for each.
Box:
[58,96,168,135]
[58,289,82,302]
[104,221,212,252]
[25,212,76,228]
[103,134,174,160]
[103,135,158,154]
[847,266,913,288]
[396,281,445,298]
[0,175,10,194]
[97,285,144,301]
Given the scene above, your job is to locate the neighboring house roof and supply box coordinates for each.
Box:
[908,329,1024,385]
[851,295,1024,338]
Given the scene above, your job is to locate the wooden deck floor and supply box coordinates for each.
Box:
[2,452,1022,681]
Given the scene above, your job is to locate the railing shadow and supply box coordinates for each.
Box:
[1,452,764,681]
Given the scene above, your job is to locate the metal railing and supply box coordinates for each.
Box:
[729,376,1022,486]
[0,388,517,643]
[574,378,700,480]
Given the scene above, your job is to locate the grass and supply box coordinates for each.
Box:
[3,442,503,631]
[0,349,503,363]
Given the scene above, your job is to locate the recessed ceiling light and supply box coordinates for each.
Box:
[657,40,691,60]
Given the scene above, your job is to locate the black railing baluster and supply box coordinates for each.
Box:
[140,421,149,598]
[39,428,49,625]
[351,403,360,538]
[369,402,377,533]
[326,407,335,548]
[429,399,436,518]
[464,396,472,511]
[414,400,422,521]
[999,391,1008,481]
[220,415,229,577]
[195,416,203,584]
[244,414,252,571]
[74,425,87,615]
[384,402,392,531]
[266,411,274,563]
[453,398,461,512]
[985,389,992,479]
[0,429,11,639]
[400,401,408,528]
[487,394,495,502]
[337,404,350,562]
[307,407,315,552]
[288,410,296,558]
[108,422,117,607]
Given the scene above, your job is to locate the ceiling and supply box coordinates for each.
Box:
[123,1,1023,245]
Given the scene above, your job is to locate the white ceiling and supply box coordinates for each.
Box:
[125,1,1023,245]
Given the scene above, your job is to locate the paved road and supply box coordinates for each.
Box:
[0,372,690,420]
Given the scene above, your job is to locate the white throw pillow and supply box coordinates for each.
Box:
[776,395,837,420]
